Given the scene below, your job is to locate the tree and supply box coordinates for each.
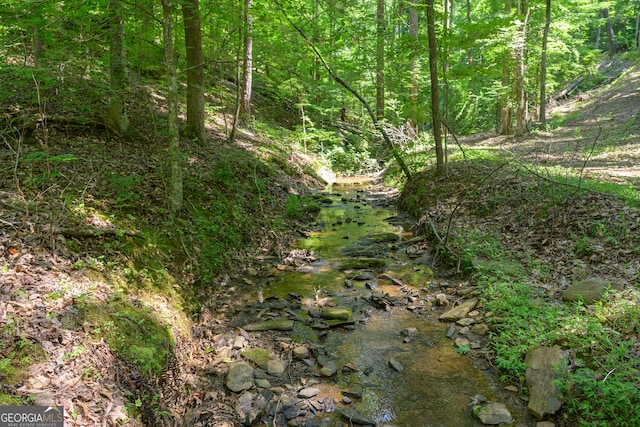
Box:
[161,0,183,215]
[426,0,445,175]
[181,0,205,144]
[106,0,130,136]
[600,2,617,55]
[376,0,385,120]
[515,0,529,136]
[408,0,420,129]
[540,0,551,127]
[240,0,253,125]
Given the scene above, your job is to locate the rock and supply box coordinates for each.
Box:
[365,280,378,290]
[298,387,320,398]
[321,307,352,320]
[338,407,376,425]
[342,383,364,399]
[255,378,271,389]
[243,319,295,331]
[401,327,418,337]
[439,299,478,322]
[445,325,456,338]
[264,358,286,376]
[293,345,310,360]
[227,362,255,392]
[352,272,376,280]
[561,278,623,304]
[474,402,513,425]
[283,405,302,420]
[338,258,387,270]
[233,335,247,349]
[525,346,568,419]
[342,361,360,373]
[320,363,338,377]
[435,293,449,306]
[471,323,490,336]
[456,317,476,326]
[536,422,555,427]
[388,358,404,372]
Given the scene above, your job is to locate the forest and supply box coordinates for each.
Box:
[1,0,640,425]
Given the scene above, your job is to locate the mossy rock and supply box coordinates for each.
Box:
[338,258,387,270]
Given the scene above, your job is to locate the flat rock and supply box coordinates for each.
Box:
[226,362,254,392]
[439,299,478,322]
[342,383,364,399]
[243,319,295,331]
[298,387,320,398]
[388,358,404,372]
[338,407,376,425]
[525,346,567,419]
[561,278,623,304]
[475,402,513,425]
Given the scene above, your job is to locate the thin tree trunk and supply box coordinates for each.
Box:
[497,0,513,136]
[409,0,419,129]
[161,0,183,215]
[635,12,640,51]
[376,0,385,120]
[240,0,253,125]
[540,0,551,127]
[426,0,445,175]
[515,3,529,136]
[32,24,45,68]
[106,0,129,136]
[182,0,205,144]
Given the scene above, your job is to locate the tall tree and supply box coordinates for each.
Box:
[515,0,529,136]
[497,0,514,136]
[540,0,551,127]
[161,0,183,214]
[376,0,385,120]
[181,0,205,144]
[240,0,253,125]
[600,4,617,55]
[426,0,445,175]
[106,0,130,136]
[409,0,419,129]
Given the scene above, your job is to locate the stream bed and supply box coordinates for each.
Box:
[257,182,527,426]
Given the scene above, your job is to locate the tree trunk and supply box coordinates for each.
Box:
[161,0,183,215]
[515,2,529,136]
[635,11,640,51]
[240,0,253,125]
[106,0,129,136]
[540,0,551,127]
[497,0,513,136]
[376,0,385,120]
[601,6,616,56]
[408,0,419,129]
[32,23,45,68]
[426,0,445,175]
[181,0,205,144]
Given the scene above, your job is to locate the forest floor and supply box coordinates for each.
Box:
[0,60,639,426]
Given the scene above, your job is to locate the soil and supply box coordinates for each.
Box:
[0,61,639,426]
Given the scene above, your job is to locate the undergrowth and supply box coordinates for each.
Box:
[400,157,640,426]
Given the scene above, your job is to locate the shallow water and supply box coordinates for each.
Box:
[265,183,519,426]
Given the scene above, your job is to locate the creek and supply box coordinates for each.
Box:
[261,181,526,426]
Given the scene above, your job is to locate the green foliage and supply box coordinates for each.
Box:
[81,296,174,376]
